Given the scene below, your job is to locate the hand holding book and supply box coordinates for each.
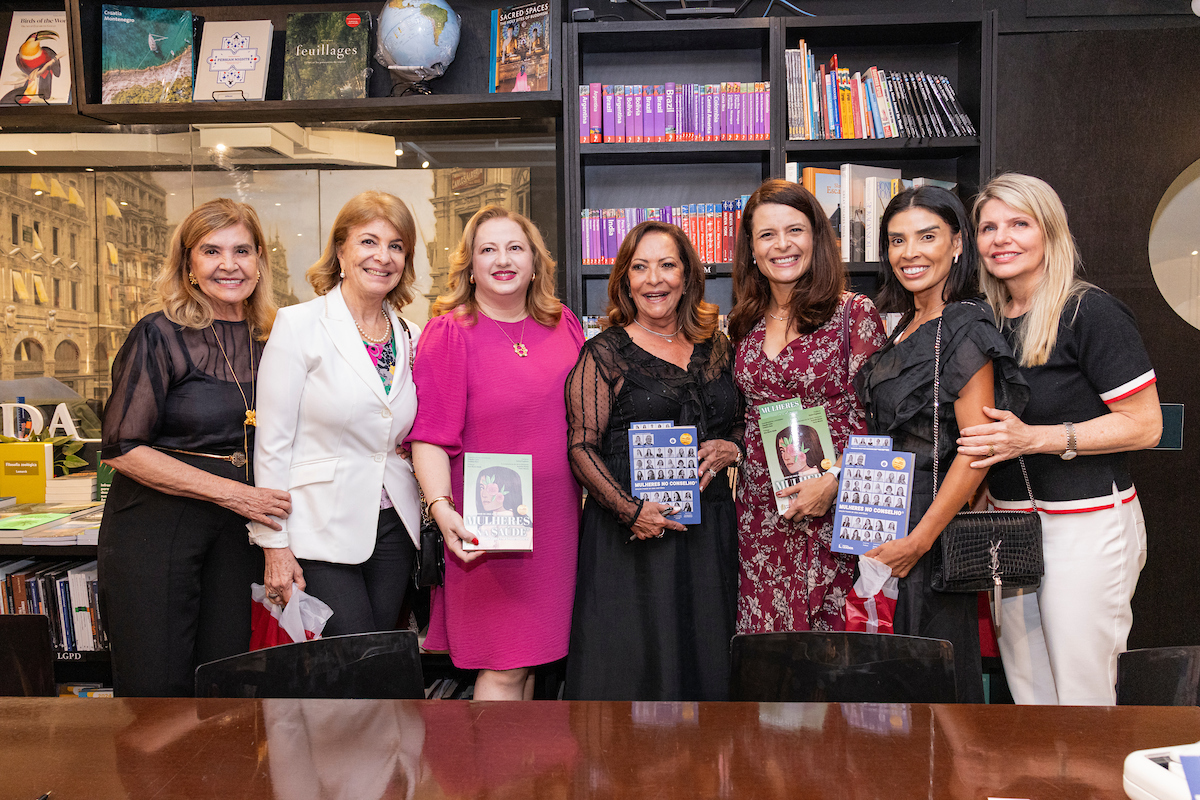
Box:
[629,501,686,542]
[776,469,838,521]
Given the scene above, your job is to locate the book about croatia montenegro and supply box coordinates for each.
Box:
[1,12,71,105]
[489,1,549,93]
[101,4,195,104]
[462,452,533,551]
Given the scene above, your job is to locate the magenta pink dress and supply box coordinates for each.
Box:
[408,306,584,670]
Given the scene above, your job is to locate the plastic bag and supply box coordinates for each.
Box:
[250,583,334,651]
[845,556,898,634]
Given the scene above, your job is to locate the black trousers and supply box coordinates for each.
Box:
[296,507,415,637]
[98,463,263,698]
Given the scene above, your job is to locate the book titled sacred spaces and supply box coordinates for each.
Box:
[101,4,195,104]
[0,12,71,105]
[283,11,371,100]
[756,398,836,515]
[489,1,550,93]
[462,453,533,551]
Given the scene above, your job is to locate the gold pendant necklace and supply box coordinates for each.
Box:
[491,315,529,357]
[211,322,255,472]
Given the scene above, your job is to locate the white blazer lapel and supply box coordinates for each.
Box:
[321,284,391,406]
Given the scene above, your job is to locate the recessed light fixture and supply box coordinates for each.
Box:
[394,148,404,156]
[85,168,94,172]
[421,160,429,169]
[297,233,302,237]
[33,190,42,196]
[27,149,35,155]
[275,203,281,206]
[214,143,227,152]
[1193,250,1199,256]
[119,201,128,206]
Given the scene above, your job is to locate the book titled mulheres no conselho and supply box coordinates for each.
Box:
[462,452,533,552]
[283,11,372,100]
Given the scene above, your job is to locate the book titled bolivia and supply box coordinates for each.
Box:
[283,11,371,101]
[193,20,273,101]
[462,452,533,551]
[1,12,71,105]
[489,1,550,93]
[101,4,195,104]
[756,398,836,515]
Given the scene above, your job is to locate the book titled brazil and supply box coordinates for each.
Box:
[629,421,701,525]
[832,441,914,555]
[489,1,549,93]
[283,11,371,100]
[101,5,195,104]
[756,399,836,515]
[462,452,533,552]
[194,20,273,101]
[1,12,71,106]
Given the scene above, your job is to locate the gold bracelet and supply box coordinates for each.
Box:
[427,495,455,512]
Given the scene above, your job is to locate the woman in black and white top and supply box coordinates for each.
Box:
[958,173,1162,706]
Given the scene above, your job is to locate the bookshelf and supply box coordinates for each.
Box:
[561,12,996,315]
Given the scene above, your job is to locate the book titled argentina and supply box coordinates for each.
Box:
[462,452,533,551]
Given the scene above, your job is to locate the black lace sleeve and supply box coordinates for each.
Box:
[101,314,174,459]
[706,333,746,456]
[566,333,644,528]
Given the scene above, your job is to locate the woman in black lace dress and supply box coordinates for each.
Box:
[565,221,744,701]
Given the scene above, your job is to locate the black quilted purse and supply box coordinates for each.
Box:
[927,318,1043,631]
[403,323,444,589]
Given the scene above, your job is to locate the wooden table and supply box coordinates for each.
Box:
[2,698,1196,799]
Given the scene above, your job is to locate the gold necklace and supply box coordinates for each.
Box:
[491,315,529,357]
[211,322,255,472]
[355,305,392,344]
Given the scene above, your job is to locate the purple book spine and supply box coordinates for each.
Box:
[614,84,626,143]
[602,86,615,143]
[643,88,653,142]
[589,83,602,142]
[579,85,589,144]
[665,82,676,141]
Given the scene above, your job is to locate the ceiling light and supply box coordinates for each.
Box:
[119,201,128,206]
[275,203,281,206]
[85,168,94,172]
[1193,251,1199,256]
[27,149,35,155]
[394,148,404,156]
[214,143,227,152]
[421,160,429,169]
[33,190,42,195]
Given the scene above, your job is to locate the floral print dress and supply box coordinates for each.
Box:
[734,293,885,633]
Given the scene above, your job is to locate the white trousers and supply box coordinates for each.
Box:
[996,485,1147,705]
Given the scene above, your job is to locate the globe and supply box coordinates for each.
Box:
[377,0,461,83]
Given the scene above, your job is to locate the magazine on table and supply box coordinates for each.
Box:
[628,421,701,524]
[832,435,915,555]
[755,398,836,515]
[462,452,533,551]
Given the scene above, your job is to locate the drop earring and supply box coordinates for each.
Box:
[469,274,475,284]
[188,272,198,286]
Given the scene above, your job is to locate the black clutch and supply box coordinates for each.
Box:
[412,507,445,588]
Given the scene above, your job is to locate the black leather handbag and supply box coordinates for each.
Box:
[926,318,1043,630]
[403,324,444,588]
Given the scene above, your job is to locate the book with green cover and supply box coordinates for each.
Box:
[101,4,194,104]
[462,452,533,551]
[283,11,371,100]
[755,398,836,515]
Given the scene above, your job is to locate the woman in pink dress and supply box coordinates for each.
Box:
[728,180,886,633]
[409,205,584,700]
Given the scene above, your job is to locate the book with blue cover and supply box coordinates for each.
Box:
[832,435,915,555]
[629,421,701,524]
[101,4,195,104]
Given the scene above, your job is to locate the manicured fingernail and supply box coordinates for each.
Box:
[472,538,480,546]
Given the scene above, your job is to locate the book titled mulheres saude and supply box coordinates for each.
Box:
[283,11,371,100]
[462,452,533,552]
[194,20,273,101]
[832,435,915,555]
[629,421,701,525]
[1,12,71,106]
[101,4,195,104]
[489,1,550,93]
[756,399,836,515]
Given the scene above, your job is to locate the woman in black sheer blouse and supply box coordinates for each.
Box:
[564,220,744,700]
[98,199,291,696]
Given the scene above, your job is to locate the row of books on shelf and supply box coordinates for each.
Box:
[581,198,747,267]
[581,315,729,340]
[0,503,104,546]
[0,557,107,652]
[579,81,771,145]
[785,43,976,141]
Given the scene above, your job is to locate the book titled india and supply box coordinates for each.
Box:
[489,1,550,93]
[832,437,915,555]
[101,4,194,104]
[628,421,701,525]
[282,11,371,101]
[756,398,836,515]
[193,19,273,101]
[1,12,71,106]
[462,453,533,551]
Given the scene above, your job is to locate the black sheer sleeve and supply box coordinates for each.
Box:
[705,333,746,455]
[566,334,644,528]
[101,314,175,459]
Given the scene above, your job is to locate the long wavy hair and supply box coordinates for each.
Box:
[973,173,1092,367]
[307,190,417,310]
[728,179,844,342]
[604,220,718,343]
[155,198,276,340]
[875,186,977,320]
[431,205,562,326]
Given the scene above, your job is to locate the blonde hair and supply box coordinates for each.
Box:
[307,190,418,310]
[973,173,1092,367]
[431,205,562,326]
[155,198,276,340]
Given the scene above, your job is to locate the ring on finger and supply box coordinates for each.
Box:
[707,468,717,478]
[988,444,995,458]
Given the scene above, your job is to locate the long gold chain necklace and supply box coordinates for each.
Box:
[211,323,255,471]
[491,315,529,357]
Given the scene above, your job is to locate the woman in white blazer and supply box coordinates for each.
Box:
[249,191,422,636]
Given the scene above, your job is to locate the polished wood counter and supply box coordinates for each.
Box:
[2,698,1196,799]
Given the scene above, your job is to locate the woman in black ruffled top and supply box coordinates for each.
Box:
[854,187,1028,703]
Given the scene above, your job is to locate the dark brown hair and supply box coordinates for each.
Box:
[604,220,718,343]
[728,179,844,342]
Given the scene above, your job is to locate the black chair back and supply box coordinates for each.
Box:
[1117,646,1200,706]
[730,631,957,703]
[0,614,56,697]
[195,630,424,699]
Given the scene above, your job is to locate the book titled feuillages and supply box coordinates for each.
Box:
[462,452,532,551]
[832,434,915,555]
[629,421,701,524]
[755,398,836,515]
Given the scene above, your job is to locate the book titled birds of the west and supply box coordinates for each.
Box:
[1,13,71,105]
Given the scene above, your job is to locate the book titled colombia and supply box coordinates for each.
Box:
[283,11,371,100]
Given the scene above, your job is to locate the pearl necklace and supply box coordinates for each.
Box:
[354,305,392,344]
[633,317,680,343]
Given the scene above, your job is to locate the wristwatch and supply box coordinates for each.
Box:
[827,465,842,480]
[1060,421,1078,461]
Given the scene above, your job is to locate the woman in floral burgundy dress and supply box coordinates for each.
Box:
[728,180,886,633]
